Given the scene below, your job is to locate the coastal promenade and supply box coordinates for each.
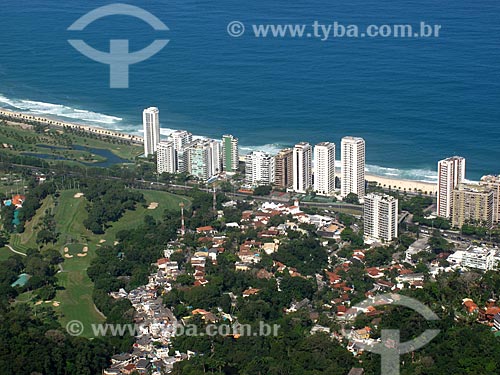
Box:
[0,108,144,145]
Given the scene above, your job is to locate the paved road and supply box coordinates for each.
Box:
[5,244,26,257]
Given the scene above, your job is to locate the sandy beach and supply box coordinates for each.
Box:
[1,107,438,194]
[0,108,143,145]
[366,174,437,195]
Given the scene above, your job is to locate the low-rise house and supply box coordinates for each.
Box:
[242,288,260,297]
[395,273,425,284]
[196,226,216,234]
[310,324,330,334]
[235,262,250,271]
[366,267,385,279]
[479,306,500,322]
[463,298,479,315]
[350,327,371,341]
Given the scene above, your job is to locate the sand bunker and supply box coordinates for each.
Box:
[114,241,119,245]
[73,193,84,198]
[99,239,106,244]
[64,247,69,253]
[76,253,87,257]
[52,301,60,307]
[64,254,73,259]
[147,202,159,210]
[83,246,88,252]
[35,301,43,306]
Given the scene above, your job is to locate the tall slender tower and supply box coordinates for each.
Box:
[222,135,239,173]
[341,136,366,199]
[437,156,466,218]
[169,130,193,172]
[314,142,336,196]
[157,141,176,174]
[143,107,160,157]
[292,142,312,193]
[364,193,399,242]
[274,148,293,189]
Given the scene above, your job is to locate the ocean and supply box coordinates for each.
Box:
[0,0,499,181]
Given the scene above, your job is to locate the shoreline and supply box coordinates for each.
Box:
[0,108,143,145]
[365,173,437,195]
[0,107,438,193]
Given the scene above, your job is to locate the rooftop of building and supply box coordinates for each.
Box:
[455,183,495,194]
[364,192,398,202]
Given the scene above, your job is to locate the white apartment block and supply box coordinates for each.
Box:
[245,151,275,186]
[169,130,193,172]
[364,193,399,242]
[157,141,176,174]
[462,245,498,271]
[143,107,160,157]
[292,142,312,193]
[314,142,336,196]
[437,156,466,218]
[341,136,365,199]
[186,139,221,180]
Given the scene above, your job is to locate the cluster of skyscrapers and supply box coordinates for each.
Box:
[244,136,366,199]
[437,156,499,228]
[143,108,240,179]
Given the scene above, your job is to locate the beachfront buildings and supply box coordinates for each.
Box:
[480,175,500,223]
[364,193,398,242]
[169,130,193,172]
[451,183,494,228]
[222,135,239,174]
[293,142,312,193]
[245,151,275,187]
[314,142,336,196]
[437,156,466,218]
[274,148,293,189]
[143,107,160,157]
[341,137,366,199]
[186,139,222,180]
[156,141,176,174]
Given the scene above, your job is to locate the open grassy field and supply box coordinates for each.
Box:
[4,186,189,337]
[10,195,55,253]
[54,188,189,337]
[0,121,142,162]
[0,247,15,261]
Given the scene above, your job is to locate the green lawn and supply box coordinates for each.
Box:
[0,246,15,261]
[10,195,55,253]
[6,187,189,335]
[0,121,142,163]
[52,188,189,337]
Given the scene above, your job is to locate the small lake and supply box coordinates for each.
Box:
[24,144,130,167]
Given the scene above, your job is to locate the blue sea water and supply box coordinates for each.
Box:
[0,0,499,181]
